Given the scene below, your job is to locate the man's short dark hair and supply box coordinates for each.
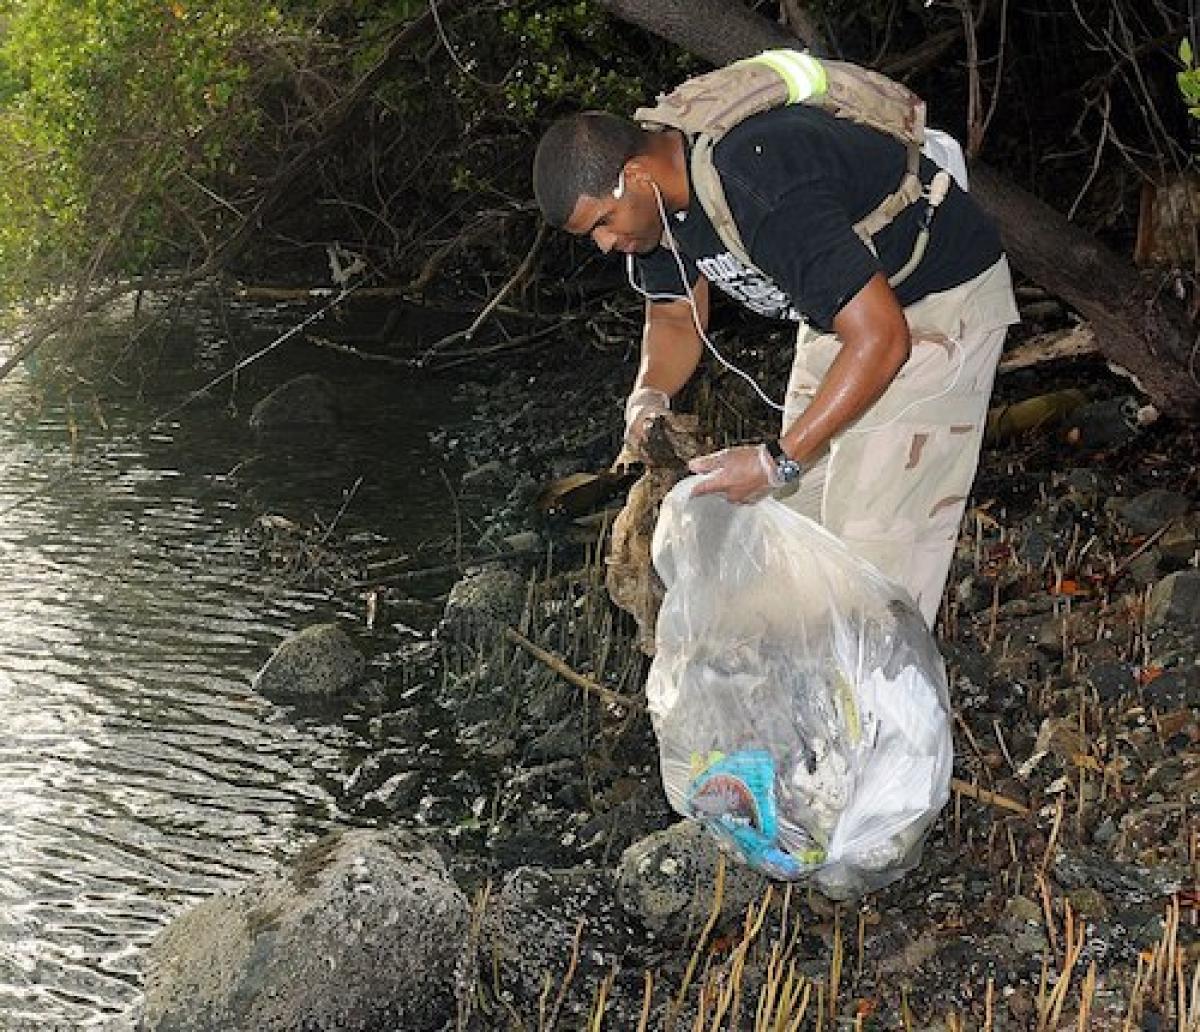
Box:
[533,112,647,227]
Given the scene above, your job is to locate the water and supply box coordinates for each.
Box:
[0,303,463,1029]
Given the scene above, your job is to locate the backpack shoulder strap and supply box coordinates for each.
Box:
[633,56,824,268]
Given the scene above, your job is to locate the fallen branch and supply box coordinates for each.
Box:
[423,321,567,370]
[463,221,548,341]
[998,325,1099,374]
[502,626,640,710]
[1106,520,1175,584]
[236,284,412,301]
[306,334,412,365]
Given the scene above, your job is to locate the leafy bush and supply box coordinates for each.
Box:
[0,0,303,303]
[1179,37,1200,120]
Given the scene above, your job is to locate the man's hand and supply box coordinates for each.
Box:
[688,444,776,504]
[624,386,670,451]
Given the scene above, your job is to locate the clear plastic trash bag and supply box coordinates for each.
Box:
[646,476,953,899]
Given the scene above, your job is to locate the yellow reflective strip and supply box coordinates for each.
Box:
[775,50,828,98]
[749,51,804,103]
[749,49,828,102]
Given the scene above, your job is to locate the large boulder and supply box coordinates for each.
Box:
[252,622,365,700]
[140,829,470,1032]
[249,374,339,436]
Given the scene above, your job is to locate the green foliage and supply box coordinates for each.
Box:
[496,0,696,121]
[1179,37,1200,121]
[0,0,301,303]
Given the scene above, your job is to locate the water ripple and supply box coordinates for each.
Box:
[0,345,460,1028]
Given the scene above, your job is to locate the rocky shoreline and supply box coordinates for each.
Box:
[136,314,1199,1030]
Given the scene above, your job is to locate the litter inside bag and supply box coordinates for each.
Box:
[646,477,953,899]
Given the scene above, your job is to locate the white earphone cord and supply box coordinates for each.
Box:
[626,182,785,412]
[626,180,966,435]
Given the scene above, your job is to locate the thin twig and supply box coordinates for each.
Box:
[950,777,1031,816]
[465,221,548,340]
[503,626,639,709]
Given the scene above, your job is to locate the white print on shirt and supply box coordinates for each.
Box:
[695,252,802,322]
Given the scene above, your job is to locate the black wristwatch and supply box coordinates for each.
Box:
[764,437,804,484]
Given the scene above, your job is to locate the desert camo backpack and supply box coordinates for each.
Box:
[634,50,952,286]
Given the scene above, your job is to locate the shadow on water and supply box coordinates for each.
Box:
[0,295,469,1029]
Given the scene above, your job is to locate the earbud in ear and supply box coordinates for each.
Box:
[612,170,625,200]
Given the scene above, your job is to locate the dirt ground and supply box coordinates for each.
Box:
[295,284,1199,1029]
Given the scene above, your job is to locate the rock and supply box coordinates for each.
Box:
[1092,816,1118,846]
[1159,513,1200,568]
[252,623,365,699]
[1109,489,1191,536]
[953,574,991,614]
[526,713,587,762]
[363,770,425,815]
[1147,570,1200,631]
[1088,661,1137,702]
[1066,886,1111,919]
[1142,666,1200,709]
[1125,550,1161,586]
[1034,617,1064,656]
[500,530,543,553]
[1063,395,1142,451]
[1016,520,1052,568]
[481,865,635,1022]
[1001,895,1042,932]
[1052,848,1181,903]
[438,565,526,643]
[459,459,508,492]
[616,820,769,945]
[249,373,339,434]
[343,747,416,798]
[1057,467,1108,507]
[367,708,423,743]
[141,829,470,1032]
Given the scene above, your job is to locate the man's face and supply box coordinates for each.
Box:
[563,168,662,256]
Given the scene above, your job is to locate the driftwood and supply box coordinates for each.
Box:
[605,413,709,656]
[594,0,1200,420]
[997,325,1099,373]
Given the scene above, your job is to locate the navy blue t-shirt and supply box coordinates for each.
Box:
[634,105,1002,331]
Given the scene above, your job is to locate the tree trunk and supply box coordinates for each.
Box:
[596,0,1200,420]
[970,163,1198,417]
[599,0,796,68]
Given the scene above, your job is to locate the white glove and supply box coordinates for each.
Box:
[687,444,774,504]
[623,387,670,448]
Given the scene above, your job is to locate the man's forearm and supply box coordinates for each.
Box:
[781,273,911,462]
[636,319,703,397]
[780,334,909,461]
[633,283,708,399]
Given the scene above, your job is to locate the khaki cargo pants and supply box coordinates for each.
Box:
[781,257,1019,627]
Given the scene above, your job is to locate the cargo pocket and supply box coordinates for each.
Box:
[824,417,984,625]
